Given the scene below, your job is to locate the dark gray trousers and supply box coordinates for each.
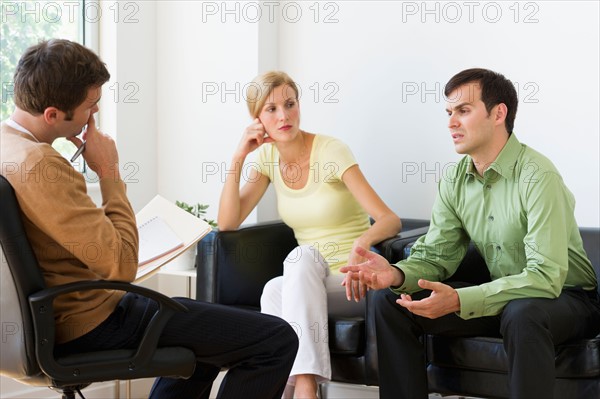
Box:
[373,285,600,399]
[56,293,299,399]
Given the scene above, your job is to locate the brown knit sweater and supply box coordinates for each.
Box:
[1,122,139,343]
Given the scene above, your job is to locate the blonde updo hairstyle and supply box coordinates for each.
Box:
[246,71,299,119]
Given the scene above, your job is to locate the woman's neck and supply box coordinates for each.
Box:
[277,131,311,164]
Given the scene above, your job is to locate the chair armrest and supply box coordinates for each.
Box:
[28,280,188,382]
[196,221,298,308]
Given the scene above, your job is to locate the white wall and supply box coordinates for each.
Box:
[155,1,262,223]
[276,0,599,226]
[1,3,598,395]
[124,1,598,227]
[98,0,158,211]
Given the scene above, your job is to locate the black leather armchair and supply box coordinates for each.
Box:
[0,176,196,399]
[388,227,600,398]
[195,218,430,385]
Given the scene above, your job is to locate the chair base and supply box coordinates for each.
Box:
[51,386,86,399]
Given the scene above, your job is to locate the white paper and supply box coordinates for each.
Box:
[135,195,212,281]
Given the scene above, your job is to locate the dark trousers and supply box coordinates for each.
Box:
[373,285,600,399]
[55,293,299,399]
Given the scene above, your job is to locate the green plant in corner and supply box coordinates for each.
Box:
[176,201,218,229]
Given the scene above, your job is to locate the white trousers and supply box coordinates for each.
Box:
[260,245,362,384]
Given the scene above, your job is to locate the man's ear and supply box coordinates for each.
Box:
[494,103,508,127]
[42,107,61,125]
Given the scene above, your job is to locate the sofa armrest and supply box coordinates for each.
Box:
[196,221,298,308]
[375,225,430,263]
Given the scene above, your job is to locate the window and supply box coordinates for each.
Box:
[1,0,97,171]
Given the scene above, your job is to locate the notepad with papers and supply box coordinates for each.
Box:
[138,216,184,266]
[135,195,212,281]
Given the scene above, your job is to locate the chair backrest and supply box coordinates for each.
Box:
[579,228,600,296]
[1,175,198,392]
[0,175,46,383]
[454,228,600,292]
[403,226,600,293]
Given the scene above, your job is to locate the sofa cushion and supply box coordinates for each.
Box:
[427,334,600,378]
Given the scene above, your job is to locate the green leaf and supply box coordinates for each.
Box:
[175,200,218,228]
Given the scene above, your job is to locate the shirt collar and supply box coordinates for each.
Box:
[6,118,30,134]
[5,118,41,142]
[466,133,522,180]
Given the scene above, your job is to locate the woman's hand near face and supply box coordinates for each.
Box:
[219,118,273,231]
[234,118,274,160]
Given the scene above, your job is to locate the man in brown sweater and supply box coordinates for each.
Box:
[1,39,297,399]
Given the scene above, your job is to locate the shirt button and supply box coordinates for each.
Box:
[469,312,475,316]
[486,185,492,190]
[488,216,494,222]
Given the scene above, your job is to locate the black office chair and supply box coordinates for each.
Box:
[0,175,196,399]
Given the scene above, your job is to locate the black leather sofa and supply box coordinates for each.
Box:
[195,221,600,398]
[195,219,430,385]
[414,227,600,398]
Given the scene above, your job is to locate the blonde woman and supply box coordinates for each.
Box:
[218,71,401,398]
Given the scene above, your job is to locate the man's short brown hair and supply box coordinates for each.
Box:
[13,39,110,118]
[445,68,518,134]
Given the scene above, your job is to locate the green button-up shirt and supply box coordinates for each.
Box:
[393,134,597,319]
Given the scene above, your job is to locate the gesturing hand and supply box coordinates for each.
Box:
[340,246,403,302]
[396,279,460,319]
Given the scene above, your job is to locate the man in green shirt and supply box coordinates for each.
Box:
[341,68,600,398]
